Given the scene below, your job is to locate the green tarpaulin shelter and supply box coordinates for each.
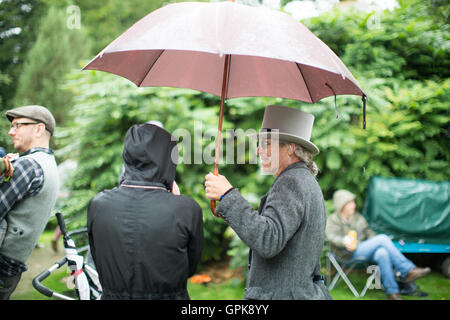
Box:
[362,176,450,245]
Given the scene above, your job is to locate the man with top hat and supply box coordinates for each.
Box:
[0,105,59,299]
[204,105,331,300]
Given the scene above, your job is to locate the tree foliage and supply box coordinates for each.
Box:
[14,6,91,126]
[301,0,450,201]
[0,0,46,108]
[0,0,47,150]
[70,0,209,54]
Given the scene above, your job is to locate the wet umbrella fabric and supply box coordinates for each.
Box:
[84,1,364,102]
[83,1,366,215]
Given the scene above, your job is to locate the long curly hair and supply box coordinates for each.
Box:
[280,140,319,177]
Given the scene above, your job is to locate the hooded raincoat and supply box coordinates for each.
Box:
[87,124,203,299]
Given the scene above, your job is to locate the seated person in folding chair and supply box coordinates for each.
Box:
[325,189,430,300]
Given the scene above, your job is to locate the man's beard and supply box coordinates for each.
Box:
[259,158,279,176]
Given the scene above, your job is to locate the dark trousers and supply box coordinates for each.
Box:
[0,272,22,300]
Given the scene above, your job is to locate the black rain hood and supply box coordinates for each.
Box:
[88,123,203,299]
[121,124,178,191]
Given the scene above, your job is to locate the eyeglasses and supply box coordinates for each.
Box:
[10,122,39,130]
[258,140,288,150]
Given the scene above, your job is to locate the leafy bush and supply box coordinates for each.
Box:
[14,6,90,125]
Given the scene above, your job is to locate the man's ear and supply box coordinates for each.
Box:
[288,143,294,155]
[34,123,46,137]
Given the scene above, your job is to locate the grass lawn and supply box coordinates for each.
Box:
[10,231,450,300]
[188,279,245,300]
[13,269,449,300]
[326,269,450,300]
[187,270,450,300]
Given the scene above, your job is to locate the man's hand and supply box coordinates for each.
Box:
[1,156,15,180]
[5,153,19,161]
[204,172,233,201]
[345,242,357,252]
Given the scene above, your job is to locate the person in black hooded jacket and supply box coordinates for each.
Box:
[87,123,203,300]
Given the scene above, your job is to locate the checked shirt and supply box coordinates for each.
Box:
[0,148,49,276]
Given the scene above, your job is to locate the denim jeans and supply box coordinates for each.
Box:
[350,234,415,295]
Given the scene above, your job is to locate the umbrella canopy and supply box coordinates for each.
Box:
[83,1,367,216]
[84,1,365,103]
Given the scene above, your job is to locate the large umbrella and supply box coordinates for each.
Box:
[83,1,366,216]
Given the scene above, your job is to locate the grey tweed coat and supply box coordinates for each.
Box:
[216,162,331,300]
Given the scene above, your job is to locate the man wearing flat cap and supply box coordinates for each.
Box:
[0,105,59,299]
[205,105,331,300]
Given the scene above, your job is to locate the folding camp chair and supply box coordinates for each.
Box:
[326,250,381,297]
